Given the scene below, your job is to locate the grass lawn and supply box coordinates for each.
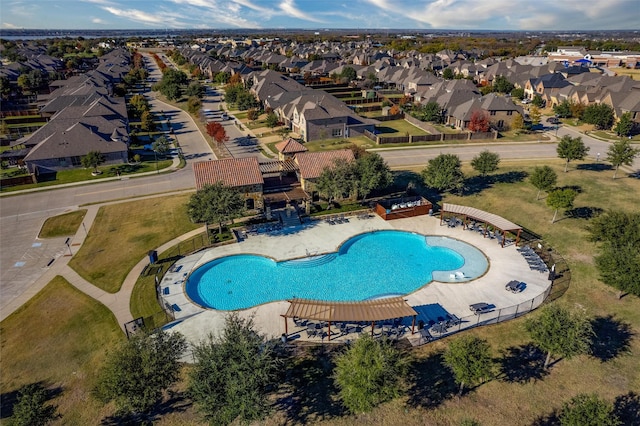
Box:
[611,67,640,81]
[270,136,374,154]
[375,119,431,136]
[0,159,173,193]
[499,131,552,142]
[0,276,122,424]
[39,209,87,238]
[68,194,199,293]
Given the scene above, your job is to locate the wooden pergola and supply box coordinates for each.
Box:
[440,203,523,247]
[282,297,418,340]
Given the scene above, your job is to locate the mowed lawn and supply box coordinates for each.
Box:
[68,194,199,293]
[38,209,87,238]
[0,276,123,424]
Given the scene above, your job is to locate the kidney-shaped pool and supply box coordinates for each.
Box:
[185,230,487,310]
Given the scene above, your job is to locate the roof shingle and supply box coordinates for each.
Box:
[194,158,264,189]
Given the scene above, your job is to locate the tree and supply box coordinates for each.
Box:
[355,152,393,200]
[589,211,640,298]
[152,135,171,156]
[128,94,149,118]
[0,75,11,99]
[606,139,640,179]
[511,87,525,100]
[94,330,187,415]
[416,101,443,123]
[187,95,201,114]
[442,68,455,80]
[529,165,558,200]
[265,112,278,128]
[546,188,578,223]
[582,103,614,130]
[553,100,572,118]
[470,150,500,176]
[247,108,260,122]
[531,94,545,108]
[333,335,406,413]
[525,304,593,369]
[444,335,493,396]
[81,151,104,173]
[341,66,357,82]
[557,135,590,172]
[206,121,228,145]
[316,158,357,206]
[421,153,464,193]
[11,383,59,426]
[187,182,246,233]
[468,110,490,132]
[529,105,542,127]
[559,393,620,426]
[162,82,182,101]
[188,314,278,424]
[140,110,155,133]
[185,81,205,98]
[493,75,514,94]
[511,114,525,133]
[613,112,634,137]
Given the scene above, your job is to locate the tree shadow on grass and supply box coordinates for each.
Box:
[590,315,634,362]
[531,410,560,426]
[614,392,640,425]
[462,171,528,196]
[100,391,192,425]
[498,343,548,384]
[557,184,583,193]
[576,163,613,172]
[274,346,344,424]
[564,206,604,220]
[406,351,457,408]
[0,382,63,419]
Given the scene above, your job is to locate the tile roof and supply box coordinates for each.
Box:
[193,158,264,190]
[295,149,355,180]
[274,138,308,154]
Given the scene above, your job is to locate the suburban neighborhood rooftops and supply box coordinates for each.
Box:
[274,138,307,154]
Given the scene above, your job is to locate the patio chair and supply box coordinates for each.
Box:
[306,323,318,338]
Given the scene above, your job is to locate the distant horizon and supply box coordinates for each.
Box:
[2,0,639,32]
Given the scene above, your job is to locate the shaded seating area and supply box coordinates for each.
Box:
[282,297,418,341]
[440,203,522,247]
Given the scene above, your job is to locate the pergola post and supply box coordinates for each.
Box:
[516,229,521,246]
[439,209,444,226]
[328,321,331,341]
[502,230,506,247]
[282,314,288,335]
[371,321,375,337]
[411,315,416,334]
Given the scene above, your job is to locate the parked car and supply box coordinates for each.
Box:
[522,98,532,104]
[546,117,560,124]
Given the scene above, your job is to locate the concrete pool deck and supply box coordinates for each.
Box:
[164,214,552,347]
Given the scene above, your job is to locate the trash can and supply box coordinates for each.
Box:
[148,250,158,264]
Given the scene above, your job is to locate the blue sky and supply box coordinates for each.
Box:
[2,0,639,30]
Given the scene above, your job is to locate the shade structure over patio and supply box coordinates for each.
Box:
[440,203,522,247]
[282,297,418,339]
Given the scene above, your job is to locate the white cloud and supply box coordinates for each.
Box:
[101,6,188,27]
[168,0,263,28]
[279,0,324,23]
[2,22,21,29]
[92,17,106,24]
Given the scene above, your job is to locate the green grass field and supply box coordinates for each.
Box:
[38,209,87,238]
[0,276,123,424]
[68,194,199,293]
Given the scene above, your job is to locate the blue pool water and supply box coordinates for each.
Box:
[186,230,485,310]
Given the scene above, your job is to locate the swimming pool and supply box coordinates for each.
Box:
[185,230,487,310]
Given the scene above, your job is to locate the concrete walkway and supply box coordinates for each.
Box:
[0,190,202,331]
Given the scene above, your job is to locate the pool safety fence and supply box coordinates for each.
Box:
[417,284,553,345]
